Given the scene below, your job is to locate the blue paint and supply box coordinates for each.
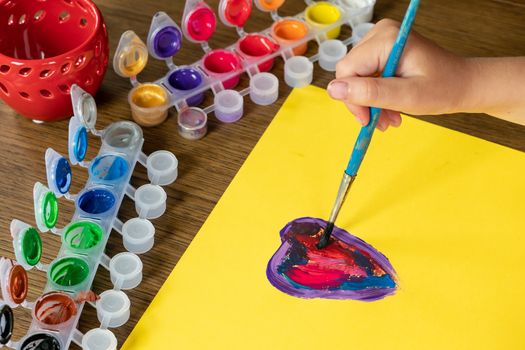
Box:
[55,157,72,194]
[345,0,420,176]
[74,126,88,162]
[90,154,129,181]
[78,189,116,215]
[167,68,204,106]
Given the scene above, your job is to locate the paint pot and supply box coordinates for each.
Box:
[0,258,28,307]
[318,39,347,71]
[202,49,241,89]
[284,56,314,88]
[249,72,279,106]
[304,1,342,39]
[214,90,244,123]
[167,68,205,106]
[270,19,309,56]
[146,150,178,186]
[182,2,217,42]
[63,221,104,254]
[129,83,170,127]
[122,218,155,254]
[254,0,285,12]
[352,22,375,44]
[49,256,90,290]
[218,0,252,28]
[338,0,376,25]
[177,107,208,140]
[237,34,279,72]
[134,184,167,219]
[90,155,130,182]
[82,328,118,350]
[33,292,77,331]
[96,290,130,328]
[19,333,62,350]
[77,189,116,216]
[0,305,13,345]
[102,122,143,149]
[109,252,143,290]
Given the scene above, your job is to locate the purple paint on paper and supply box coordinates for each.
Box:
[266,217,397,301]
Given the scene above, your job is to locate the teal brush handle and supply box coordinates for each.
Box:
[345,0,420,176]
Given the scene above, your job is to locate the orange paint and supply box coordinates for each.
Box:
[255,0,285,11]
[271,19,309,55]
[8,264,28,304]
[34,291,77,326]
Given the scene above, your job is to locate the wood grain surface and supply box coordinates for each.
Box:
[1,0,525,348]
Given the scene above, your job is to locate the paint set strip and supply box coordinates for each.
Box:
[114,0,376,140]
[0,85,178,350]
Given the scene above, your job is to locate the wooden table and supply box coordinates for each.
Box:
[1,0,524,348]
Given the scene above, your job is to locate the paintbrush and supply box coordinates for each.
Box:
[317,0,421,249]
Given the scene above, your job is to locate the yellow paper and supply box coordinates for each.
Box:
[123,86,525,350]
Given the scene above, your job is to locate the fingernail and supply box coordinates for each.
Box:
[327,81,348,100]
[356,115,367,126]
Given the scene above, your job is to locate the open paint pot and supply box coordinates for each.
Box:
[202,49,241,89]
[129,83,170,127]
[177,107,208,140]
[254,0,285,12]
[48,256,90,292]
[236,34,279,72]
[167,67,204,106]
[62,221,104,255]
[102,121,143,150]
[218,0,252,28]
[304,1,342,39]
[19,332,62,350]
[77,188,116,216]
[90,154,129,183]
[33,291,77,331]
[338,0,376,25]
[182,2,216,42]
[271,19,309,56]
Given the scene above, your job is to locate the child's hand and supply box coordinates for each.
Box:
[327,19,470,131]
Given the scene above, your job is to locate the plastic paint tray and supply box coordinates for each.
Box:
[0,85,178,350]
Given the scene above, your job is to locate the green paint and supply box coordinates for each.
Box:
[21,228,42,266]
[49,257,90,287]
[42,191,58,229]
[64,221,103,250]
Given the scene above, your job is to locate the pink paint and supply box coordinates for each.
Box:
[237,34,279,72]
[184,6,217,42]
[220,0,252,27]
[202,49,242,88]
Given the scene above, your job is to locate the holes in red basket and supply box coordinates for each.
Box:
[0,65,10,74]
[74,55,86,68]
[61,63,71,74]
[59,11,70,23]
[18,14,27,25]
[40,89,53,98]
[34,10,45,22]
[19,67,32,76]
[58,84,70,94]
[19,92,30,99]
[0,82,8,95]
[40,69,53,78]
[80,18,87,27]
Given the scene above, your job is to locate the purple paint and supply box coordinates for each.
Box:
[267,217,397,301]
[167,68,204,106]
[153,26,182,58]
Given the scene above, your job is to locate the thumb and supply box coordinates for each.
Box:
[327,77,420,112]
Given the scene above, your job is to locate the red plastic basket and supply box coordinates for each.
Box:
[0,0,109,122]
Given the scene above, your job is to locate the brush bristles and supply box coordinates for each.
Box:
[316,222,335,249]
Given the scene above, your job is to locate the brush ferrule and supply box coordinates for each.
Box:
[328,173,356,224]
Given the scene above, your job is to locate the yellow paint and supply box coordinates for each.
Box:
[116,39,148,77]
[123,86,525,350]
[130,84,168,108]
[305,2,342,39]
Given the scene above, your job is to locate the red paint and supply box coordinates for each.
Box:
[185,6,216,42]
[221,0,252,27]
[34,292,77,326]
[237,34,279,72]
[8,264,28,304]
[202,49,241,88]
[0,0,109,121]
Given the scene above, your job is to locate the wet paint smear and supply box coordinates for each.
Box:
[267,217,397,300]
[20,333,61,350]
[0,305,14,345]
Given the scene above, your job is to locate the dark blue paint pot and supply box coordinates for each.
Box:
[153,26,182,58]
[55,158,72,194]
[90,155,129,182]
[78,189,116,215]
[167,68,204,106]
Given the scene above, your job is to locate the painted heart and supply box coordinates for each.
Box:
[266,217,397,301]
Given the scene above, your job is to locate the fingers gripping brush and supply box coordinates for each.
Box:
[317,0,421,249]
